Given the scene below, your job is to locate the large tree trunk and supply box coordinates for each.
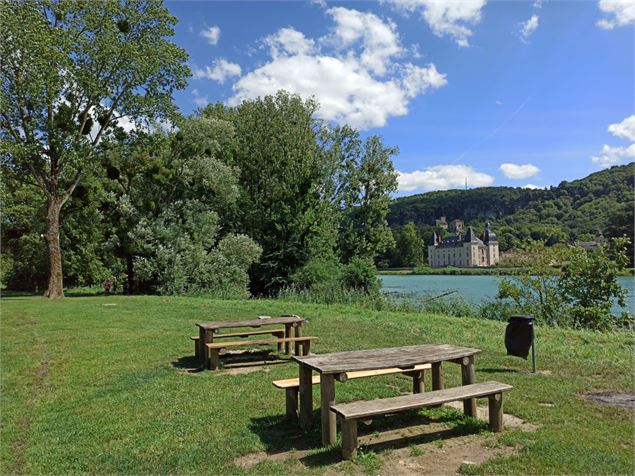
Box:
[44,197,64,298]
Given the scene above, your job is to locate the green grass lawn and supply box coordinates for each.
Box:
[1,294,633,474]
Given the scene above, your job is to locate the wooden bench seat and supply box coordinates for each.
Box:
[273,364,431,420]
[330,381,513,459]
[190,329,285,357]
[205,336,317,370]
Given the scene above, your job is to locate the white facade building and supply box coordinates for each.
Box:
[428,223,500,268]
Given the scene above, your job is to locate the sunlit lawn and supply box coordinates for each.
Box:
[1,293,633,474]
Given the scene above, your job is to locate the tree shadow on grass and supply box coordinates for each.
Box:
[172,355,204,372]
[248,411,341,467]
[248,406,487,467]
[172,350,292,374]
[479,367,519,374]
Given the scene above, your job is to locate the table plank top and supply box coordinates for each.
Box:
[196,315,305,330]
[292,344,480,374]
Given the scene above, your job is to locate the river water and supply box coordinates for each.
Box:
[379,274,635,314]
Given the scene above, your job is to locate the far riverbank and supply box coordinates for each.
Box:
[378,267,635,277]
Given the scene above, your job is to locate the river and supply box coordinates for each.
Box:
[379,274,635,314]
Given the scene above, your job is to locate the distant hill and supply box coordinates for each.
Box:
[388,163,634,253]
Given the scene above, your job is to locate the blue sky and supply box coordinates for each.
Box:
[165,0,634,196]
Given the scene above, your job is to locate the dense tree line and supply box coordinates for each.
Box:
[385,163,634,266]
[1,1,398,298]
[2,92,398,296]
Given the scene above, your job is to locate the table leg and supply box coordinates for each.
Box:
[461,356,477,417]
[198,327,205,362]
[488,393,503,432]
[299,363,313,430]
[412,370,424,394]
[320,373,336,446]
[294,324,303,355]
[431,362,444,390]
[200,328,214,368]
[284,324,292,355]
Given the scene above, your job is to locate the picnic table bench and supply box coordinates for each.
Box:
[195,315,307,369]
[293,343,482,446]
[332,381,513,459]
[273,364,431,420]
[205,336,316,370]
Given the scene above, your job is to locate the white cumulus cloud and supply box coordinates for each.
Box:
[193,59,242,83]
[200,25,221,45]
[397,165,494,192]
[228,7,447,130]
[519,15,539,43]
[401,63,447,98]
[608,114,635,141]
[231,55,409,129]
[385,0,487,47]
[499,163,540,179]
[327,7,402,75]
[264,27,315,57]
[523,183,543,189]
[597,0,635,29]
[591,144,635,168]
[591,114,635,168]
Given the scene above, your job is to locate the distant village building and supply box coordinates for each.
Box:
[435,216,448,229]
[576,232,605,251]
[449,219,464,233]
[435,216,464,233]
[428,222,500,268]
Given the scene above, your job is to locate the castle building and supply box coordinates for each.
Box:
[428,223,500,268]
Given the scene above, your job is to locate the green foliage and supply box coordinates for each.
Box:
[496,239,632,330]
[99,116,252,296]
[341,257,380,293]
[291,258,342,292]
[201,93,398,296]
[387,222,425,267]
[338,135,399,262]
[133,201,261,296]
[496,243,568,326]
[202,92,323,295]
[559,237,630,330]
[0,0,190,295]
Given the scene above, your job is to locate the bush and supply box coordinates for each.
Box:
[342,257,380,293]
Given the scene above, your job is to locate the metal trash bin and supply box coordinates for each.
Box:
[505,315,536,372]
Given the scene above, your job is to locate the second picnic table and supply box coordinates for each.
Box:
[293,343,481,446]
[195,315,306,367]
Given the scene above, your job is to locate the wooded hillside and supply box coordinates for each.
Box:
[387,163,634,253]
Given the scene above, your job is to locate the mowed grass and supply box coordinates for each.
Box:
[1,294,633,475]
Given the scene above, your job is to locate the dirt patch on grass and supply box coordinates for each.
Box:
[584,391,635,412]
[444,401,539,432]
[379,432,517,475]
[235,404,535,474]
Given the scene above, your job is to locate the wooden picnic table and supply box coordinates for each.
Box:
[293,343,481,446]
[195,315,306,365]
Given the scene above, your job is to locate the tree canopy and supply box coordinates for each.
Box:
[0,0,189,297]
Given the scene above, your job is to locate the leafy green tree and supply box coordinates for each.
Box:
[100,116,247,294]
[497,242,571,326]
[394,222,425,267]
[0,0,189,297]
[339,136,399,262]
[202,92,324,295]
[497,238,631,330]
[560,238,630,330]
